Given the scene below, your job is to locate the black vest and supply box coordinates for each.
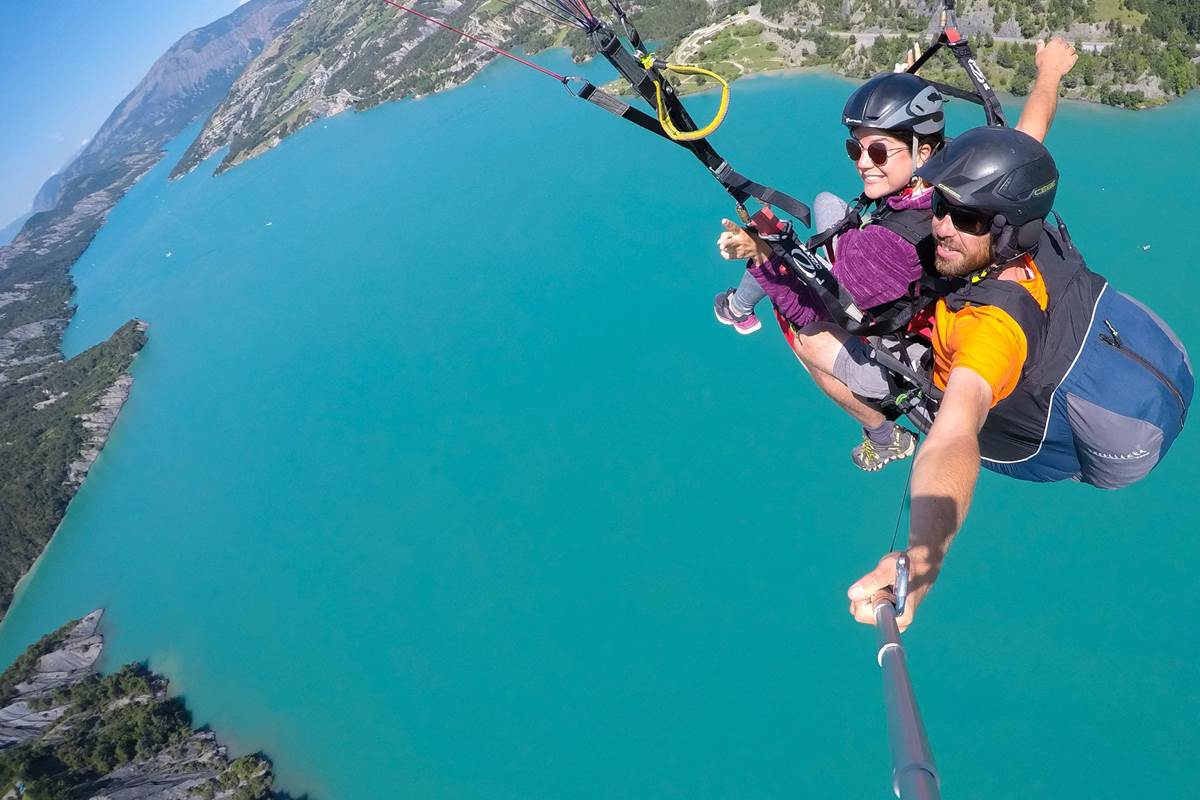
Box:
[939,225,1107,462]
[868,204,936,261]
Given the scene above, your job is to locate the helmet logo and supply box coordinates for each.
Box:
[936,184,964,201]
[908,86,943,115]
[1031,179,1058,197]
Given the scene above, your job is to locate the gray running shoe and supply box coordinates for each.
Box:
[851,426,917,472]
[714,289,762,335]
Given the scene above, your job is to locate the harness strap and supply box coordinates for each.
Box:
[806,195,870,255]
[584,23,815,229]
[590,27,727,170]
[907,1,1007,126]
[574,80,813,226]
[806,194,933,256]
[576,81,675,139]
[870,337,942,398]
[944,270,1047,368]
[923,78,991,106]
[871,205,934,246]
[713,164,812,227]
[943,36,1007,126]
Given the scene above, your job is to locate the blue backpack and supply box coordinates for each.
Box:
[921,225,1192,489]
[897,221,1185,491]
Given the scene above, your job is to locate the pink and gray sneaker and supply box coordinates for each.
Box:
[714,289,761,335]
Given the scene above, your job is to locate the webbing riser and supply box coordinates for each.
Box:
[584,24,813,226]
[907,32,1007,127]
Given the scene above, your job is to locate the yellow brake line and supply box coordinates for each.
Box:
[639,55,730,142]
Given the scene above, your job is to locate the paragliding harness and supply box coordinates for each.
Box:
[565,0,1008,425]
[785,194,954,423]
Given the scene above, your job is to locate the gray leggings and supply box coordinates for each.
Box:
[728,192,850,316]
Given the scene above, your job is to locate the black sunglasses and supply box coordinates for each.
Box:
[931,190,993,236]
[845,138,906,166]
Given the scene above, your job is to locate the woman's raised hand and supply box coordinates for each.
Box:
[718,219,771,265]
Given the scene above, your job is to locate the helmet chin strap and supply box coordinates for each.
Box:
[908,135,922,187]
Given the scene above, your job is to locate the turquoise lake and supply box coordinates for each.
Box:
[0,50,1197,798]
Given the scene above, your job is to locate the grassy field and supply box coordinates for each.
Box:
[692,21,787,82]
[1092,0,1148,27]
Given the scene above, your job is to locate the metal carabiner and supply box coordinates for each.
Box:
[562,76,589,97]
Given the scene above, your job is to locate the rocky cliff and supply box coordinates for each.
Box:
[0,611,296,799]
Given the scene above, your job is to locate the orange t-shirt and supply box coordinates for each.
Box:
[931,257,1049,406]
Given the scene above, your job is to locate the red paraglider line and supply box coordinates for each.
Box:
[381,0,568,82]
[574,0,597,21]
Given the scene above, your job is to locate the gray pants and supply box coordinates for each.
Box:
[728,192,849,315]
[831,335,930,401]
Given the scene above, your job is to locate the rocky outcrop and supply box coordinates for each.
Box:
[81,730,272,800]
[66,347,142,486]
[0,320,66,373]
[0,319,148,618]
[0,612,290,799]
[0,610,104,748]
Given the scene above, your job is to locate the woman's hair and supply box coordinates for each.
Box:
[916,132,945,153]
[875,129,943,154]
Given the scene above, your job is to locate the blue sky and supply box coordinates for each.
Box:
[0,1,252,225]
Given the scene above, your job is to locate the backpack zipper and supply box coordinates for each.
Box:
[1098,320,1187,419]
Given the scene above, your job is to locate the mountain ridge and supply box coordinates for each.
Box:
[32,0,309,214]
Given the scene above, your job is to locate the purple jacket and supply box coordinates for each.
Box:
[749,188,931,329]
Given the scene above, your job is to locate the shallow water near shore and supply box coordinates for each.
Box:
[1,50,1197,798]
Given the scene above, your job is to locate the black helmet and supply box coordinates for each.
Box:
[917,126,1059,261]
[842,73,945,137]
